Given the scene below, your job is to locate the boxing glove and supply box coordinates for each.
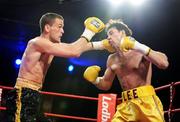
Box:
[83,65,101,84]
[102,39,116,52]
[92,39,117,53]
[120,36,151,55]
[81,17,105,41]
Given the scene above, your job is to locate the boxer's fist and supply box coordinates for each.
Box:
[102,39,116,52]
[81,17,105,41]
[83,65,101,84]
[120,36,151,55]
[84,17,105,33]
[91,39,117,52]
[120,36,135,52]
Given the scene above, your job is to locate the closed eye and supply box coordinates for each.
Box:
[108,30,114,36]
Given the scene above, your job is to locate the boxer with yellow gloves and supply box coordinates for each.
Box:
[84,19,169,122]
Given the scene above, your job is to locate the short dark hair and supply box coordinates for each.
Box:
[39,12,64,33]
[105,19,132,36]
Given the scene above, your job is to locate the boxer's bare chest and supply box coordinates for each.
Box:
[110,51,143,75]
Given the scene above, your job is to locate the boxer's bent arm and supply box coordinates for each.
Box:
[95,67,115,91]
[120,37,169,69]
[145,50,169,69]
[95,57,115,90]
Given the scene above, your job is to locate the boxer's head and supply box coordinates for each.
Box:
[105,19,132,36]
[39,13,64,33]
[39,13,64,42]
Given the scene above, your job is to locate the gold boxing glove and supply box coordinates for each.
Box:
[81,17,105,41]
[120,36,135,52]
[120,36,151,55]
[92,39,118,53]
[102,39,116,53]
[83,65,101,84]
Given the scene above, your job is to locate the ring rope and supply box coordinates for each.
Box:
[40,91,98,101]
[164,108,180,114]
[44,112,96,121]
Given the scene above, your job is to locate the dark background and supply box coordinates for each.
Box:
[0,0,179,121]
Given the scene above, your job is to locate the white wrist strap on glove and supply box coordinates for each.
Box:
[92,41,104,50]
[94,77,102,85]
[134,41,151,55]
[81,28,95,41]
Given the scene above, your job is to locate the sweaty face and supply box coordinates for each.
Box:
[49,18,64,43]
[107,27,124,44]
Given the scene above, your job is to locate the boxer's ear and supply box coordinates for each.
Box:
[44,24,51,33]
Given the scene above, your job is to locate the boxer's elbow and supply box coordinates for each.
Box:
[101,86,111,91]
[158,56,169,69]
[97,82,112,91]
[159,60,169,69]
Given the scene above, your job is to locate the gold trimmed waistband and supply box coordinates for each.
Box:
[122,85,156,102]
[15,78,42,91]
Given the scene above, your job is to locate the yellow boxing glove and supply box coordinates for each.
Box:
[83,65,101,84]
[84,17,105,33]
[91,39,116,53]
[81,17,105,41]
[120,36,135,52]
[102,39,116,53]
[120,36,151,55]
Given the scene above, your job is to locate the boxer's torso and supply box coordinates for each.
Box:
[18,38,54,84]
[109,50,152,90]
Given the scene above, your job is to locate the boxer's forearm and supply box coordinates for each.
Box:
[146,50,169,69]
